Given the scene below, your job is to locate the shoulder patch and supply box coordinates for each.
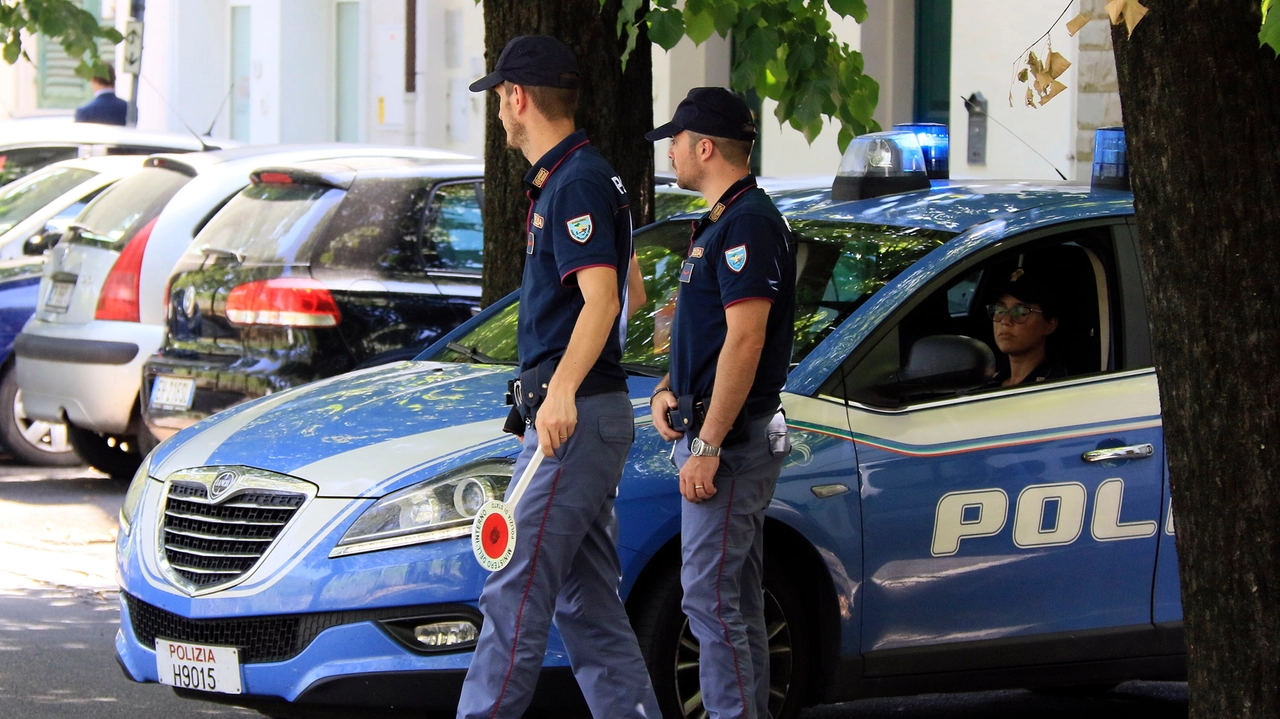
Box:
[566,214,594,244]
[725,244,748,273]
[691,246,704,258]
[533,213,545,229]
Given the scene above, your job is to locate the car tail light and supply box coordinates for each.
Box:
[95,217,158,322]
[225,278,341,327]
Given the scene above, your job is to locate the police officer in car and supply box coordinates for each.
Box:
[647,88,796,719]
[457,35,661,719]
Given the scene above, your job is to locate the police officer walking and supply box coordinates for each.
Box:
[647,88,796,719]
[457,35,661,719]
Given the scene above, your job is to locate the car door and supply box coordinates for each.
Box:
[836,222,1167,675]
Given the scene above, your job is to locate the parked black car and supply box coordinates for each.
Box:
[141,157,484,440]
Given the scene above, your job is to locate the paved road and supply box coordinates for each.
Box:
[0,464,1188,718]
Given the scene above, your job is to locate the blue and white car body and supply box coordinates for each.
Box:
[115,131,1183,716]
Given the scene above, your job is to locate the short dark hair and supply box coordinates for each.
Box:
[687,131,753,168]
[502,82,578,122]
[94,64,116,86]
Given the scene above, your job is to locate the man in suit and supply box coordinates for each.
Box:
[74,65,128,126]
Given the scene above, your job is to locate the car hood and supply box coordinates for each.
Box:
[149,361,521,497]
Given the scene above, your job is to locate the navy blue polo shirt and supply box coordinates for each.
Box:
[518,129,631,392]
[670,175,795,411]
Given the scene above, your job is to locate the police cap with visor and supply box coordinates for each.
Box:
[646,87,758,142]
[469,35,580,92]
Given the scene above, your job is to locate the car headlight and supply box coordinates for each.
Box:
[331,458,515,557]
[119,452,155,536]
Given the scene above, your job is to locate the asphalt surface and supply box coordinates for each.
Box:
[0,463,1189,718]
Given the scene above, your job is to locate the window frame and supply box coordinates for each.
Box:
[418,178,484,278]
[818,217,1138,410]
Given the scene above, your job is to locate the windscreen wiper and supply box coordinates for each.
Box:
[446,341,508,364]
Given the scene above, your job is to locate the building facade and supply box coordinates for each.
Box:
[1,0,1121,182]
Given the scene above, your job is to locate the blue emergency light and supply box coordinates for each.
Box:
[893,122,950,179]
[832,131,931,202]
[1091,127,1129,190]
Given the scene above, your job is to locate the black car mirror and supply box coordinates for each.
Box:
[22,227,61,256]
[862,335,996,402]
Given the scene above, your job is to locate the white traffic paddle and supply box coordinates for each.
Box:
[471,450,544,571]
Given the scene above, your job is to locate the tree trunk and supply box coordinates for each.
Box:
[479,0,654,307]
[1111,3,1280,716]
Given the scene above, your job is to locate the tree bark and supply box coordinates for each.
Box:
[479,0,654,307]
[1111,3,1280,716]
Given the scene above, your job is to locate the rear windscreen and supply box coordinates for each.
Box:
[69,166,191,251]
[193,183,344,265]
[0,166,96,234]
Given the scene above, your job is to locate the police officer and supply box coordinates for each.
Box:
[647,88,796,719]
[457,35,661,719]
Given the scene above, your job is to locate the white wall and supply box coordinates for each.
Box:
[133,0,232,138]
[949,0,1080,181]
[417,0,486,156]
[279,0,333,143]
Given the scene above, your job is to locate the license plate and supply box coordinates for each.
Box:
[155,639,242,694]
[46,281,74,312]
[149,375,196,411]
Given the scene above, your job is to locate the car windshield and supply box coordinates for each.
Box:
[430,218,956,373]
[0,166,96,235]
[196,183,345,265]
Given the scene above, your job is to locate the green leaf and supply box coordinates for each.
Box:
[647,7,685,50]
[828,0,868,22]
[683,5,716,45]
[1262,0,1280,57]
[712,1,738,36]
[3,39,20,65]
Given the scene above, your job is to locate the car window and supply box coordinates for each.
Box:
[431,219,956,375]
[654,187,708,220]
[0,146,79,186]
[311,176,441,275]
[839,224,1122,407]
[196,183,344,265]
[0,166,97,234]
[422,181,483,273]
[68,166,191,251]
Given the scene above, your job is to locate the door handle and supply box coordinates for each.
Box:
[1082,444,1155,463]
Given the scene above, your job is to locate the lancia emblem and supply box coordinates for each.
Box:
[211,471,238,499]
[181,286,197,317]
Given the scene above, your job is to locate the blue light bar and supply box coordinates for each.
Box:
[893,122,949,179]
[1091,127,1129,190]
[832,131,930,202]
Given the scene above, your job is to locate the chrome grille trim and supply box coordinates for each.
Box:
[157,466,317,596]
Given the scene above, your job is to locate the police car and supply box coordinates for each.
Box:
[114,127,1182,718]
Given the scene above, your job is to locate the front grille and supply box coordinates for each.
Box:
[123,594,482,664]
[161,482,305,591]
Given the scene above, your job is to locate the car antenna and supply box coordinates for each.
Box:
[204,80,237,137]
[138,73,213,152]
[960,95,1068,181]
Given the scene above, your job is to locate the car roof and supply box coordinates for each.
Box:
[142,143,476,175]
[249,156,485,188]
[40,154,151,174]
[0,118,236,152]
[793,180,1134,233]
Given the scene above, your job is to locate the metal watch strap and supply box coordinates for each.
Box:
[690,437,721,457]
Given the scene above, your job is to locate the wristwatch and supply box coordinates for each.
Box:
[689,437,721,457]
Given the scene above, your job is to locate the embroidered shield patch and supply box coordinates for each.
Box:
[566,214,594,243]
[725,244,748,273]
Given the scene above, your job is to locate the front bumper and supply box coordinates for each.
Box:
[15,318,164,432]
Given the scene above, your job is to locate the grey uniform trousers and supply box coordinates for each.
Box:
[456,391,661,719]
[674,411,788,719]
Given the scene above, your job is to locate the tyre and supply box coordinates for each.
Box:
[0,366,82,466]
[66,422,142,480]
[633,555,813,719]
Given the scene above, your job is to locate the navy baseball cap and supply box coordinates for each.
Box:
[469,35,580,92]
[645,87,758,142]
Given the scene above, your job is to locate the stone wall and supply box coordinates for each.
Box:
[1073,0,1125,177]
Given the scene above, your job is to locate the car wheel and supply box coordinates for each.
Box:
[66,423,141,480]
[0,366,82,467]
[634,557,813,719]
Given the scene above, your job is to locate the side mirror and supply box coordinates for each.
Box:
[22,227,61,256]
[866,335,996,401]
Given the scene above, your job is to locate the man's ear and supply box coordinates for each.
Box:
[696,137,715,162]
[1045,317,1059,335]
[508,83,528,116]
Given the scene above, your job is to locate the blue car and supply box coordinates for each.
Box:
[115,128,1183,718]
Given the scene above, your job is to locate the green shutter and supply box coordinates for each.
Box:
[36,0,116,110]
[913,0,952,125]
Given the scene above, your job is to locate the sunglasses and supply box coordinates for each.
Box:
[987,303,1043,323]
